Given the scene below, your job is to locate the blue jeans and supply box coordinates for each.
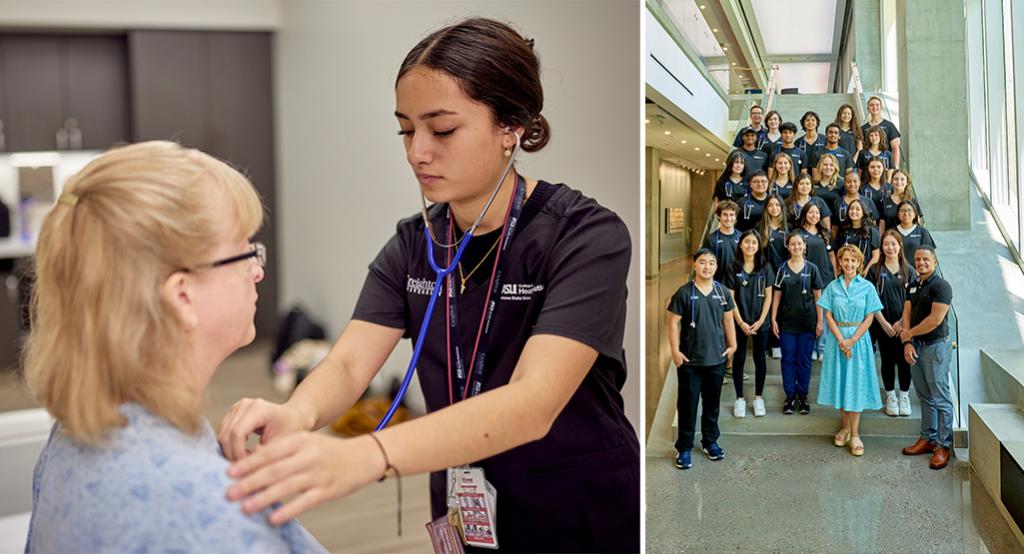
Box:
[780,331,814,397]
[910,337,954,448]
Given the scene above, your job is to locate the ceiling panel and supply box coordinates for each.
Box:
[751,0,836,55]
[773,62,832,94]
[645,103,730,171]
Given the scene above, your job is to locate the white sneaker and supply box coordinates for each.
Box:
[734,398,746,418]
[884,390,899,416]
[771,347,782,359]
[753,397,766,417]
[898,391,912,416]
[811,351,818,361]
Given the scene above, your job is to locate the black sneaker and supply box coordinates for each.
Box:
[798,396,810,415]
[783,396,795,415]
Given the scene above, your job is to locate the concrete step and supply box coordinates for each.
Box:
[769,93,859,125]
[980,349,1024,408]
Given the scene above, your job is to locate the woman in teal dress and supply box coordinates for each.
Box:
[817,244,884,456]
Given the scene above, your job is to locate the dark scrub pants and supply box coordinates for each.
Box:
[353,181,639,553]
[773,261,824,398]
[668,281,736,452]
[724,265,776,398]
[868,265,917,392]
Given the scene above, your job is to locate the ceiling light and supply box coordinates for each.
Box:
[681,140,687,144]
[706,153,711,157]
[731,62,736,66]
[712,28,718,32]
[715,158,720,162]
[664,131,671,135]
[700,4,706,9]
[645,119,650,124]
[694,147,700,151]
[722,47,729,51]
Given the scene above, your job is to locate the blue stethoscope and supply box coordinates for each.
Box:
[690,282,729,328]
[739,269,767,298]
[775,261,810,295]
[376,131,522,430]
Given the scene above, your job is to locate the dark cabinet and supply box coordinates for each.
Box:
[0,34,130,152]
[130,31,278,338]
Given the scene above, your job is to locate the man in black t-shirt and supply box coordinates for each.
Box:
[666,249,736,469]
[898,246,954,469]
[809,124,854,179]
[738,128,769,178]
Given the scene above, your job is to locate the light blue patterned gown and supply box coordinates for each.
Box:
[816,276,885,412]
[25,403,327,554]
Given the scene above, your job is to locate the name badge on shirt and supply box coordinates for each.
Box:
[445,466,499,549]
[909,287,918,294]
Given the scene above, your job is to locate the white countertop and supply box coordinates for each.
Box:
[0,238,34,260]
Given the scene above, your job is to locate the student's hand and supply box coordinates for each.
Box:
[722,345,736,358]
[219,399,314,462]
[816,321,824,338]
[771,320,780,338]
[904,343,918,365]
[226,432,382,525]
[739,321,752,335]
[891,320,903,335]
[750,319,764,333]
[898,328,913,343]
[672,351,688,367]
[881,321,895,337]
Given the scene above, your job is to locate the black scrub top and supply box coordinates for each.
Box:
[809,146,854,176]
[797,227,836,283]
[762,134,784,154]
[867,264,917,324]
[740,147,769,179]
[737,194,769,232]
[813,178,843,209]
[837,226,881,264]
[857,149,893,178]
[860,182,892,218]
[770,180,794,200]
[724,264,776,325]
[861,119,902,145]
[897,224,937,265]
[713,177,748,202]
[764,226,789,270]
[838,129,859,156]
[796,133,826,162]
[833,194,880,225]
[768,144,805,174]
[353,181,639,553]
[773,260,825,333]
[667,281,736,367]
[789,196,832,222]
[881,196,923,230]
[908,273,952,342]
[704,228,741,282]
[733,125,768,149]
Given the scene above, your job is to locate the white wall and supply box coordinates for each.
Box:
[275,1,641,429]
[0,0,280,30]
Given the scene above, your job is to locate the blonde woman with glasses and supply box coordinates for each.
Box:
[23,141,326,553]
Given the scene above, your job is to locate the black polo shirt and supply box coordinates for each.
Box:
[733,125,768,149]
[739,147,769,178]
[724,264,775,324]
[773,260,825,333]
[737,194,769,232]
[867,264,917,323]
[907,273,952,342]
[788,196,832,221]
[809,146,854,176]
[834,194,880,224]
[813,178,843,209]
[881,196,923,230]
[668,281,736,366]
[837,226,880,263]
[353,181,639,551]
[704,228,741,281]
[861,119,902,144]
[797,227,835,283]
[838,129,859,155]
[768,144,805,174]
[765,226,789,270]
[713,177,748,202]
[897,224,937,265]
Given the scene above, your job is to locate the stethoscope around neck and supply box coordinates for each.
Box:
[375,130,523,430]
[774,260,810,295]
[739,267,767,298]
[690,281,729,328]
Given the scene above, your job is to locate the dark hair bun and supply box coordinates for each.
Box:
[522,114,550,153]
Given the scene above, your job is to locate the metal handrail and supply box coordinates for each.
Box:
[850,62,909,169]
[764,65,780,112]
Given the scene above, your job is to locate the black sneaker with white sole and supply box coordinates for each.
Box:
[798,396,810,415]
[783,396,795,415]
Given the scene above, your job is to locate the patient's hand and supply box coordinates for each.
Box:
[218,398,313,461]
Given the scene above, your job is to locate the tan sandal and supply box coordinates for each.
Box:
[850,436,864,456]
[833,429,851,447]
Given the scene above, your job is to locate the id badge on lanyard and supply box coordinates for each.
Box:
[440,466,500,550]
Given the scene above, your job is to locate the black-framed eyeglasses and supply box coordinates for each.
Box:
[185,242,266,272]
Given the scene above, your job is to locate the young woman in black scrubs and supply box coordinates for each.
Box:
[813,153,845,210]
[894,201,937,265]
[786,173,831,230]
[863,96,902,169]
[724,230,775,419]
[861,158,892,231]
[714,151,749,203]
[738,171,772,232]
[833,172,878,237]
[868,230,917,417]
[758,195,790,271]
[882,169,923,230]
[836,199,880,276]
[769,153,796,199]
[763,110,784,151]
[217,19,639,553]
[797,203,837,287]
[858,126,894,182]
[833,104,863,158]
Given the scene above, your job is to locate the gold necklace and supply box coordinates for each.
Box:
[458,236,502,293]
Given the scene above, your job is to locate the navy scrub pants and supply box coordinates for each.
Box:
[675,363,726,452]
[780,331,814,397]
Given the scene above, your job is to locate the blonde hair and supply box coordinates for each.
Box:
[836,244,865,273]
[23,141,263,445]
[769,153,796,184]
[815,153,841,188]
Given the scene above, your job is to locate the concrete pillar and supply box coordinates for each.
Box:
[897,0,971,230]
[645,146,660,279]
[855,0,883,91]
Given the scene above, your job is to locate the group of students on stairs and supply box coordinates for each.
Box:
[666,97,956,473]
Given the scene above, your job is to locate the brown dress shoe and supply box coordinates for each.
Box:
[902,437,937,456]
[930,447,951,469]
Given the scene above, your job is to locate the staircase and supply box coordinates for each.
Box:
[725,92,860,143]
[668,351,922,440]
